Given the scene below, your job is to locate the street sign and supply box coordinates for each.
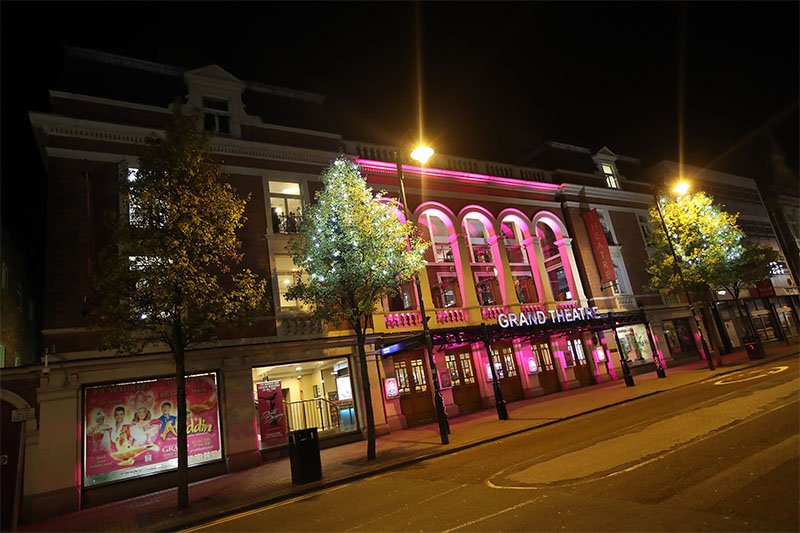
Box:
[379,334,424,357]
[11,407,35,422]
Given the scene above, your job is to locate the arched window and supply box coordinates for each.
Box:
[537,222,571,301]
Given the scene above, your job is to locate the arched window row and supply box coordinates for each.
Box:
[381,200,586,312]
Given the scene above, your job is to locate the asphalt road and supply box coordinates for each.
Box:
[188,357,799,532]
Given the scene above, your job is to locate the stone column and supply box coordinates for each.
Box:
[27,373,81,520]
[488,235,519,307]
[523,237,554,303]
[220,360,261,472]
[555,237,587,304]
[448,233,481,319]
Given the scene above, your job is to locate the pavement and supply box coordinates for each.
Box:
[18,340,799,533]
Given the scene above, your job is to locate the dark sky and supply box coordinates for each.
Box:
[1,1,798,257]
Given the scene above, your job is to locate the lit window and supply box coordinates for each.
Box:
[602,163,619,189]
[274,255,308,311]
[269,181,303,234]
[202,97,230,135]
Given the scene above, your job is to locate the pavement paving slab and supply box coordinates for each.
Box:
[16,341,799,533]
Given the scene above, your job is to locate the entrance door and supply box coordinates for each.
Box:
[493,345,525,402]
[568,337,595,387]
[394,351,436,427]
[444,350,483,413]
[532,341,561,394]
[1,401,22,530]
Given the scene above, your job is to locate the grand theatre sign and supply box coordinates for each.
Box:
[497,306,603,329]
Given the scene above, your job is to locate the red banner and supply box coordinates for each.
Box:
[257,381,287,448]
[584,209,616,284]
[748,280,775,298]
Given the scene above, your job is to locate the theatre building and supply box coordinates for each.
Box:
[7,47,739,524]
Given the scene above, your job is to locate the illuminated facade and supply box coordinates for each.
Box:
[15,46,786,523]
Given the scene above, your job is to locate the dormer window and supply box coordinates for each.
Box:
[202,97,230,135]
[602,164,619,189]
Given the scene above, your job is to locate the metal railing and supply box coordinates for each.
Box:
[271,213,302,234]
[284,397,356,433]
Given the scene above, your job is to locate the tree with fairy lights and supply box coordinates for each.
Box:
[645,192,745,363]
[286,155,428,461]
[714,241,780,341]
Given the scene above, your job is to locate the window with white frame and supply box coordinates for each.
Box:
[274,255,309,311]
[464,216,492,264]
[424,213,453,263]
[602,163,619,189]
[596,209,617,245]
[610,250,632,295]
[269,181,303,234]
[502,219,528,264]
[202,97,231,135]
[127,168,142,226]
[637,213,653,243]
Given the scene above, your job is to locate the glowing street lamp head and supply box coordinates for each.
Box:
[410,145,434,164]
[673,181,691,196]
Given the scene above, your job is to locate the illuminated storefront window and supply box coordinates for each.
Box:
[252,358,355,449]
[83,373,222,487]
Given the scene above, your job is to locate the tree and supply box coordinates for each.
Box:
[286,156,427,460]
[645,192,745,364]
[91,106,267,509]
[714,241,780,339]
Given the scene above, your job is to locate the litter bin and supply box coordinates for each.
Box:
[743,335,765,360]
[288,428,322,484]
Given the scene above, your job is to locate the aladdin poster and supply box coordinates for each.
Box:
[84,373,222,486]
[256,381,287,448]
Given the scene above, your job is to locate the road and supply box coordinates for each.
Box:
[188,358,799,532]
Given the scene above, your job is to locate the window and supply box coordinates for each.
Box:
[202,97,230,135]
[127,168,142,226]
[500,346,518,377]
[394,362,411,394]
[533,342,554,371]
[502,220,528,264]
[596,210,616,245]
[459,353,476,384]
[464,217,492,263]
[637,213,653,243]
[274,255,308,312]
[269,181,303,234]
[602,163,619,189]
[444,354,461,386]
[410,359,427,392]
[770,259,789,276]
[424,214,453,263]
[567,338,586,363]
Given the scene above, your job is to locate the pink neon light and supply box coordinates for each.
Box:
[652,334,667,367]
[357,159,562,191]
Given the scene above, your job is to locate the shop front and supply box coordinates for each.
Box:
[251,357,357,451]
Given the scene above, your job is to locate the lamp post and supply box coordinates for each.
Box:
[651,181,715,371]
[394,147,450,445]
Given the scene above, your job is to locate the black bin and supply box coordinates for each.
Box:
[288,428,322,484]
[743,335,765,360]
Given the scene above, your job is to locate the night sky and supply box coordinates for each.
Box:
[1,1,798,261]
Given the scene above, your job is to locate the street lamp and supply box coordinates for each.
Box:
[651,180,715,371]
[394,145,450,445]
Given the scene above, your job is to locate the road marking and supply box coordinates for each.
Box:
[441,498,538,532]
[344,483,467,531]
[713,366,788,385]
[485,380,798,490]
[179,483,350,532]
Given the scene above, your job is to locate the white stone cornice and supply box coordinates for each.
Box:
[49,90,173,115]
[31,112,340,167]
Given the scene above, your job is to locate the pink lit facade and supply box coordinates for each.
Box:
[11,48,727,523]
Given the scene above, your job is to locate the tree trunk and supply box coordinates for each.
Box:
[174,343,189,509]
[700,296,724,367]
[354,324,376,461]
[733,296,757,338]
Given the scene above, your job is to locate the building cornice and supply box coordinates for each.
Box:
[30,112,339,167]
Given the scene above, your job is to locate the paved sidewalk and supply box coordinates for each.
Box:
[19,341,799,532]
